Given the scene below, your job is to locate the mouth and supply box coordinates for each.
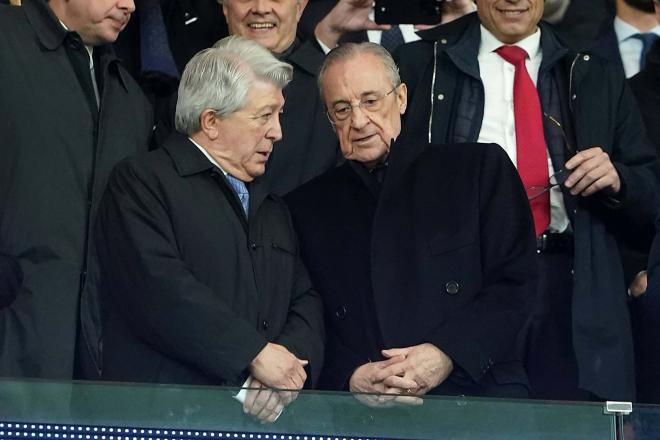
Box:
[108,15,129,29]
[352,134,378,145]
[247,22,277,31]
[495,7,529,17]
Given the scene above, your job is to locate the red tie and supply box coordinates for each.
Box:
[496,45,550,237]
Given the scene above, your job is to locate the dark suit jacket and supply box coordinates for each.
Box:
[286,140,537,395]
[96,133,324,386]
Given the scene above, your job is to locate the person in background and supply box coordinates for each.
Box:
[0,0,153,380]
[396,0,660,401]
[592,0,660,78]
[96,36,324,423]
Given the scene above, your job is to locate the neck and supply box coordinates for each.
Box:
[617,1,658,32]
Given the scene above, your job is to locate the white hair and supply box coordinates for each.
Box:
[175,36,293,135]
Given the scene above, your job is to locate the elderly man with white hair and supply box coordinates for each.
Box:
[96,36,324,423]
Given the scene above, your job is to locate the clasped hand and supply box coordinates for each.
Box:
[245,343,308,422]
[349,343,453,408]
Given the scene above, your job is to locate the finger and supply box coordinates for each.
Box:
[362,20,392,31]
[382,374,418,390]
[243,382,262,413]
[392,394,424,406]
[262,403,284,424]
[250,387,273,417]
[279,390,295,406]
[564,147,602,170]
[373,359,409,382]
[567,162,616,196]
[381,348,409,358]
[254,388,280,420]
[297,358,309,366]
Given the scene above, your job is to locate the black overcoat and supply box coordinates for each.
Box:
[0,0,153,378]
[97,133,324,386]
[286,140,537,393]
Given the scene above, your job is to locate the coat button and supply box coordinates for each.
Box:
[262,320,269,330]
[335,305,347,319]
[445,281,460,295]
[441,38,448,45]
[250,242,257,250]
[583,55,590,61]
[437,93,445,101]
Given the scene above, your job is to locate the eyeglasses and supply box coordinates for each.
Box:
[327,86,398,123]
[524,113,577,201]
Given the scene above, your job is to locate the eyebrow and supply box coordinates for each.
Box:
[330,90,381,107]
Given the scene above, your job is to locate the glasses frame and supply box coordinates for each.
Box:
[326,86,399,125]
[525,113,578,201]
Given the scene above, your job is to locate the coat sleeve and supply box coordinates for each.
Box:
[274,240,325,387]
[593,65,660,247]
[425,144,538,382]
[96,160,268,383]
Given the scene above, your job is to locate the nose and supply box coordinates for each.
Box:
[350,105,370,130]
[251,0,271,14]
[268,112,283,142]
[119,0,135,13]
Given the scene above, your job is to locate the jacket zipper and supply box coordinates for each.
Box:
[568,53,580,112]
[428,41,438,144]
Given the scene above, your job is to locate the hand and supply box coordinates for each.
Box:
[629,270,648,298]
[250,343,308,392]
[563,147,621,197]
[440,0,477,24]
[349,356,422,408]
[314,0,390,49]
[381,343,454,395]
[243,378,285,424]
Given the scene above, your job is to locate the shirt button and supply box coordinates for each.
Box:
[250,242,257,250]
[437,93,445,101]
[445,281,460,295]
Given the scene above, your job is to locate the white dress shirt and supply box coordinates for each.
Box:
[614,17,660,78]
[477,26,569,233]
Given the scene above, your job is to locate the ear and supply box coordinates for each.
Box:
[199,109,220,140]
[397,83,408,115]
[296,0,309,21]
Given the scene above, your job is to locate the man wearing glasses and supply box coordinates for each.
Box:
[285,42,537,403]
[396,0,660,401]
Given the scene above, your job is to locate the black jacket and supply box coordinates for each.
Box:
[0,0,153,379]
[396,12,660,400]
[630,40,660,153]
[286,140,537,394]
[97,133,324,386]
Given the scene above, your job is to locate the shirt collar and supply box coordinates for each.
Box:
[614,16,660,42]
[188,137,228,176]
[479,24,542,59]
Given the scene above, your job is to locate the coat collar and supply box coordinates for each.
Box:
[417,13,569,79]
[286,39,325,77]
[23,0,127,90]
[163,132,271,215]
[24,0,68,51]
[163,132,218,177]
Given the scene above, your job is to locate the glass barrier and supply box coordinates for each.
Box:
[623,403,660,440]
[0,378,617,440]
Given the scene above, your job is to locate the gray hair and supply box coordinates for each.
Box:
[317,42,401,100]
[175,35,293,135]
